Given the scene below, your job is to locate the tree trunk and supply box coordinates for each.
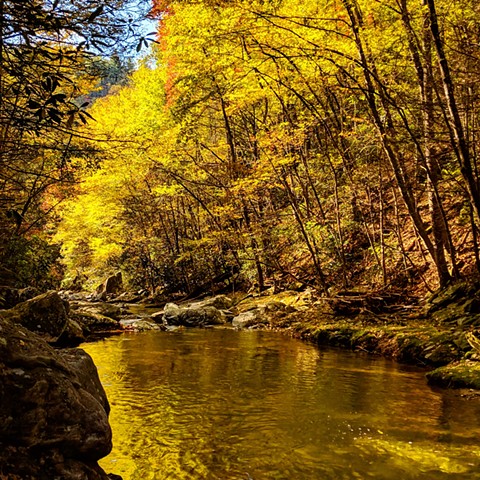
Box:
[342,0,446,286]
[425,0,480,224]
[421,7,452,285]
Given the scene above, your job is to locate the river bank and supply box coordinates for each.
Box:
[63,280,480,391]
[1,280,480,478]
[59,279,480,391]
[232,283,480,391]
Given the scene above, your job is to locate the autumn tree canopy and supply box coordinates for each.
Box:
[8,0,480,296]
[0,0,150,287]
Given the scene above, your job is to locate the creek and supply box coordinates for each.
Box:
[82,328,480,480]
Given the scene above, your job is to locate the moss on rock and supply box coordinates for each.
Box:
[426,361,480,389]
[230,281,480,390]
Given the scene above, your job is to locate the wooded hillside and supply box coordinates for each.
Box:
[4,0,480,298]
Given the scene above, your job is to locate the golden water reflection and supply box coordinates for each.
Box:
[82,329,480,479]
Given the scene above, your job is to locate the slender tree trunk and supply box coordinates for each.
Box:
[378,166,387,286]
[242,199,265,291]
[399,0,457,285]
[422,10,451,285]
[470,205,480,274]
[425,0,480,224]
[219,93,238,180]
[342,0,446,285]
[278,167,329,294]
[392,182,410,280]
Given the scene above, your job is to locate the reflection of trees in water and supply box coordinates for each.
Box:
[436,390,480,445]
[83,331,480,480]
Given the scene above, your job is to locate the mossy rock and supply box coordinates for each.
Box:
[427,281,480,325]
[350,329,381,352]
[426,361,480,389]
[422,342,460,366]
[395,335,425,363]
[428,281,479,308]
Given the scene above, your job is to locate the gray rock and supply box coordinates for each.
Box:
[0,314,114,479]
[119,318,164,332]
[18,286,41,303]
[163,302,182,322]
[190,295,233,310]
[231,301,296,329]
[232,309,264,328]
[57,318,86,347]
[163,302,227,327]
[112,291,143,303]
[68,301,123,335]
[150,310,164,322]
[264,301,287,312]
[263,301,297,315]
[70,311,120,333]
[220,309,235,322]
[70,301,123,320]
[0,286,42,309]
[58,348,110,414]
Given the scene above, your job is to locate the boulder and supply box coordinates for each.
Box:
[163,302,227,327]
[70,301,123,320]
[70,311,120,334]
[58,348,110,414]
[119,318,164,332]
[95,272,123,300]
[189,295,233,310]
[17,286,41,303]
[56,318,86,347]
[0,314,115,479]
[232,309,265,328]
[60,290,89,302]
[264,300,293,313]
[150,310,164,322]
[232,301,295,329]
[112,291,144,303]
[232,300,298,328]
[163,303,182,322]
[0,291,69,343]
[104,272,123,294]
[0,286,40,309]
[68,301,123,335]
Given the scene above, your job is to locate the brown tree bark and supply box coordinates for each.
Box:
[425,0,480,225]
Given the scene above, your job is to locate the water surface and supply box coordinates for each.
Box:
[82,329,480,479]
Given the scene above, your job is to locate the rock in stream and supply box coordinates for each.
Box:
[0,303,119,479]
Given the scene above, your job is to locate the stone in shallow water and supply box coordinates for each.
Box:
[163,301,227,327]
[232,309,264,328]
[120,317,164,332]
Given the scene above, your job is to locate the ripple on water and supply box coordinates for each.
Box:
[82,330,480,480]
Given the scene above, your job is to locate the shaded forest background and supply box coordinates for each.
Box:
[2,0,480,299]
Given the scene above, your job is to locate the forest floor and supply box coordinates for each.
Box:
[229,282,480,390]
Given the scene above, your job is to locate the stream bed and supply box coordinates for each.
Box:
[82,328,480,479]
